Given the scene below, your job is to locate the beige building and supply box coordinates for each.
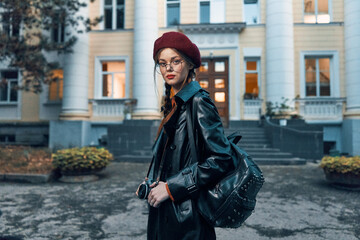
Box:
[0,0,359,156]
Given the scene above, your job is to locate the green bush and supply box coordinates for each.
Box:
[52,147,113,173]
[320,156,360,175]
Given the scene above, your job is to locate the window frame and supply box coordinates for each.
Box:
[0,69,20,104]
[0,8,21,37]
[243,57,261,99]
[94,56,129,99]
[165,0,181,27]
[48,69,63,102]
[199,0,210,24]
[51,11,65,43]
[101,0,125,30]
[300,51,339,98]
[303,0,332,24]
[243,0,261,25]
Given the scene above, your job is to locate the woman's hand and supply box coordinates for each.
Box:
[147,181,169,208]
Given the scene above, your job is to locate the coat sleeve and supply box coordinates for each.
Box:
[166,94,234,202]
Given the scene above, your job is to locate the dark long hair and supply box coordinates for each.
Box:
[154,48,196,118]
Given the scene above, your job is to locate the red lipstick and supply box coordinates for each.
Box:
[167,75,175,79]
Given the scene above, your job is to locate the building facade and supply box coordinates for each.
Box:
[0,0,359,156]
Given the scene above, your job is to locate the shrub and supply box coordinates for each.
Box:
[52,147,113,173]
[320,156,360,175]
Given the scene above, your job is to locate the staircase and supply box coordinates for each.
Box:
[116,121,307,165]
[225,122,307,165]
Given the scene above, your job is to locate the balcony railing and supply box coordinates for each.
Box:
[243,99,262,120]
[296,98,345,123]
[90,99,137,118]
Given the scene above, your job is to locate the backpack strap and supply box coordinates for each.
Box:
[186,100,198,163]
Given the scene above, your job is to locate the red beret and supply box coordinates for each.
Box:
[153,32,201,68]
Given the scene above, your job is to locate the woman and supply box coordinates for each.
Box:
[138,32,234,240]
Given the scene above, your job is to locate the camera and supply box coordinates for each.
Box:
[137,179,157,200]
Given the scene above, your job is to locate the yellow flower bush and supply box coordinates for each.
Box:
[52,147,113,173]
[320,156,360,175]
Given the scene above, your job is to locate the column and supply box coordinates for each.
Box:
[343,0,360,156]
[265,0,295,108]
[344,0,360,116]
[132,0,160,119]
[60,0,90,120]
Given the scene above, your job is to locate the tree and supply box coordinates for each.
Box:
[0,0,101,93]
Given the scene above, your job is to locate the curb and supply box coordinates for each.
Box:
[0,171,59,184]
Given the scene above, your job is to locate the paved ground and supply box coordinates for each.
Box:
[0,161,359,240]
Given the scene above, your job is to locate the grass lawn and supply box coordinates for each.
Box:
[0,145,53,174]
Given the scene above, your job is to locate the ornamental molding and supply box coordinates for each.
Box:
[178,23,246,34]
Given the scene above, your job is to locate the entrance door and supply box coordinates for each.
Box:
[196,58,229,127]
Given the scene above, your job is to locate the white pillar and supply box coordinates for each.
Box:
[344,0,360,116]
[265,0,295,108]
[132,0,160,119]
[60,1,89,120]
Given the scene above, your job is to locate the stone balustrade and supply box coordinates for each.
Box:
[91,99,137,117]
[296,98,346,123]
[244,99,262,120]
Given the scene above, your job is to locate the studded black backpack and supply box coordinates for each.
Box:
[186,100,265,228]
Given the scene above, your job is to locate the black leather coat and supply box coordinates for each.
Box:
[147,81,234,240]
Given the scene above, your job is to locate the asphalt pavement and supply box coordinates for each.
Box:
[0,161,359,240]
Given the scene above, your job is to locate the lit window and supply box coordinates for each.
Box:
[215,79,225,88]
[199,62,208,72]
[101,61,126,98]
[48,69,63,101]
[0,71,18,102]
[215,61,225,72]
[104,0,125,30]
[167,0,180,26]
[200,0,210,24]
[244,59,260,99]
[199,79,209,88]
[215,92,225,102]
[304,0,330,23]
[244,0,259,25]
[305,57,330,97]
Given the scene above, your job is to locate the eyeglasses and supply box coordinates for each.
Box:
[156,59,184,74]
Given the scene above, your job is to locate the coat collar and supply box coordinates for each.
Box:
[162,81,202,139]
[174,81,202,104]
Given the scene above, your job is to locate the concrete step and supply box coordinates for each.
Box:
[115,155,152,163]
[239,136,268,141]
[253,157,307,165]
[244,147,281,152]
[247,152,294,158]
[237,143,272,148]
[239,138,270,144]
[225,129,265,135]
[115,155,306,165]
[132,150,152,156]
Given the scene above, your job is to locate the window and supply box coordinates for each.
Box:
[48,69,63,101]
[52,12,65,43]
[101,61,126,98]
[0,11,20,37]
[167,0,180,26]
[244,0,259,25]
[0,71,18,102]
[304,0,330,23]
[244,59,260,99]
[104,0,125,30]
[200,0,210,24]
[305,57,330,97]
